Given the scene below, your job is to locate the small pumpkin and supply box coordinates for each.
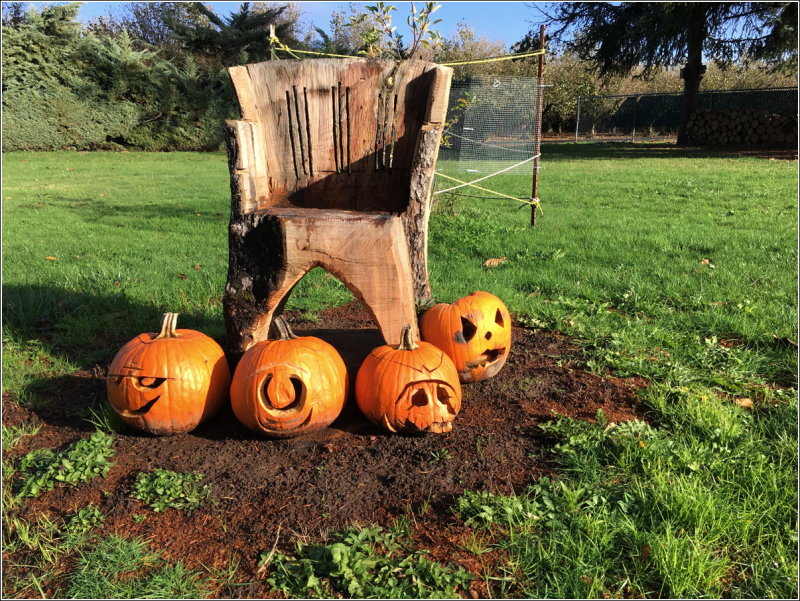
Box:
[107,312,231,435]
[230,317,348,438]
[355,325,462,434]
[419,291,512,383]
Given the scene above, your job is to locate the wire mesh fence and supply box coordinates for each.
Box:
[437,76,542,176]
[575,87,798,145]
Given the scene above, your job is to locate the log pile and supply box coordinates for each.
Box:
[687,108,798,146]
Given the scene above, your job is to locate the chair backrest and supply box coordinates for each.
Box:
[227,58,451,213]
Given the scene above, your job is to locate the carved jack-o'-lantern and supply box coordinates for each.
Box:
[419,291,512,383]
[106,313,231,435]
[230,317,348,438]
[356,325,462,433]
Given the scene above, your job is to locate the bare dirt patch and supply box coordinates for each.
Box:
[4,302,648,596]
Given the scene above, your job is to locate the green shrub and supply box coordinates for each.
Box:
[2,86,138,151]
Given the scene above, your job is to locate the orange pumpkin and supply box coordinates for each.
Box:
[419,291,512,383]
[230,317,348,438]
[107,313,231,435]
[356,325,462,433]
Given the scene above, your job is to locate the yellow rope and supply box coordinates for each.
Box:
[268,35,545,65]
[279,48,361,59]
[441,49,545,66]
[434,171,542,213]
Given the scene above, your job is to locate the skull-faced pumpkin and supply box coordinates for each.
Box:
[230,317,348,438]
[419,291,512,383]
[106,313,231,435]
[356,325,462,433]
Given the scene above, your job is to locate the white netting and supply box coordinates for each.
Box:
[438,75,542,176]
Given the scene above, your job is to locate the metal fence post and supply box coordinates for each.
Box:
[575,97,582,142]
[631,95,639,143]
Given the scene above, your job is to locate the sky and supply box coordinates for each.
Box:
[26,1,546,49]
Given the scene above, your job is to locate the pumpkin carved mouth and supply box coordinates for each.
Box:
[465,347,506,368]
[115,395,161,418]
[257,407,314,433]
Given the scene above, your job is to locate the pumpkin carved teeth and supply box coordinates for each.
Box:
[356,326,462,434]
[426,421,452,433]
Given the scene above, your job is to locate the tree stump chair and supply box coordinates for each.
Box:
[223,58,453,358]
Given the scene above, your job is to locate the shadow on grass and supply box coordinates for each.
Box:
[14,196,230,229]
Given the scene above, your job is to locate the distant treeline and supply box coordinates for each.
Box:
[2,2,795,151]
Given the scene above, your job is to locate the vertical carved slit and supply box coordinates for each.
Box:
[388,94,398,170]
[375,93,383,170]
[380,91,391,170]
[337,82,345,176]
[292,85,307,176]
[331,86,339,173]
[303,87,313,177]
[286,90,299,179]
[345,86,351,174]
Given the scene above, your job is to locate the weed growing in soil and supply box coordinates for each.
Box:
[264,526,472,598]
[131,469,211,512]
[66,535,214,598]
[2,423,41,451]
[85,403,125,433]
[429,448,452,463]
[16,431,114,497]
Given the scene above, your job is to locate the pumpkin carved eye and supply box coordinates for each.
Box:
[138,377,166,389]
[460,317,477,342]
[495,309,505,327]
[411,389,429,406]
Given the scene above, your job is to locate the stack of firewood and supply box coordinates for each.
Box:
[687,108,798,146]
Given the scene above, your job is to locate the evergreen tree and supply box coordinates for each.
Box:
[163,2,299,67]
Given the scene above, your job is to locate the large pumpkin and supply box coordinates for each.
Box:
[230,317,348,438]
[356,325,462,434]
[107,313,231,435]
[419,291,512,383]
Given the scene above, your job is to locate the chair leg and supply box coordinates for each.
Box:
[224,211,419,360]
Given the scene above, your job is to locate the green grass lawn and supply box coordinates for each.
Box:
[3,144,797,598]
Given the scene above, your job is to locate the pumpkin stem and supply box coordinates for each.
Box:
[397,324,419,351]
[270,316,298,340]
[154,312,180,339]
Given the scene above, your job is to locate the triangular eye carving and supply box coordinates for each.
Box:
[460,316,477,342]
[495,309,505,327]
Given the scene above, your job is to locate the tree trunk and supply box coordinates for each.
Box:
[677,7,707,146]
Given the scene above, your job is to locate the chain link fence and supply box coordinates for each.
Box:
[574,87,798,145]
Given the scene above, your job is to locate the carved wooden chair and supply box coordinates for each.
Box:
[222,58,452,358]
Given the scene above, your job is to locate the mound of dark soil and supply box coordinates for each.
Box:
[4,302,647,596]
